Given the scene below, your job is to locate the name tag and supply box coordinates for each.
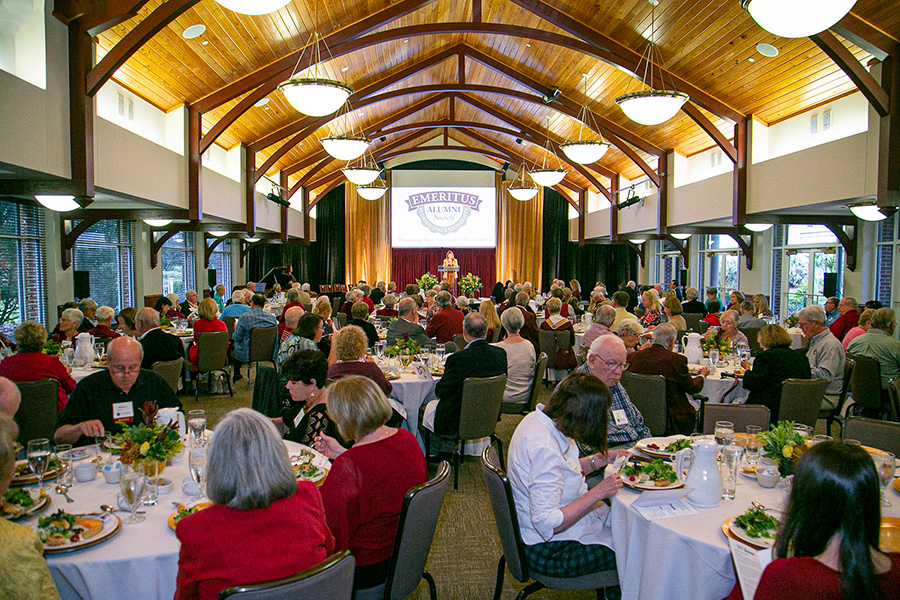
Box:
[293,407,307,428]
[612,409,629,426]
[113,402,134,424]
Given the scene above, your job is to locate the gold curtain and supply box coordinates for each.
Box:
[345,175,391,285]
[496,176,543,287]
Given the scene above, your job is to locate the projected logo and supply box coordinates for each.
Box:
[405,191,483,235]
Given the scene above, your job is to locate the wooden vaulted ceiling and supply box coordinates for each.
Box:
[94,0,900,199]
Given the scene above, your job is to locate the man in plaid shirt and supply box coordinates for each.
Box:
[232,294,277,382]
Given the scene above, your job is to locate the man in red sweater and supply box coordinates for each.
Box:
[829,297,859,341]
[86,306,121,340]
[425,291,464,344]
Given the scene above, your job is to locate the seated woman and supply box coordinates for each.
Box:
[727,290,744,313]
[638,290,662,328]
[51,308,83,348]
[455,295,471,316]
[480,299,501,343]
[663,294,687,331]
[327,326,392,396]
[375,294,399,318]
[544,288,570,319]
[541,297,576,372]
[753,293,774,319]
[312,297,336,336]
[616,318,644,355]
[188,299,228,370]
[315,376,427,593]
[274,350,344,447]
[276,313,324,370]
[154,296,185,321]
[175,409,334,600]
[0,321,77,413]
[724,441,900,600]
[492,306,536,406]
[507,372,626,584]
[705,309,748,349]
[842,308,873,351]
[740,324,811,423]
[116,307,138,337]
[703,300,722,327]
[0,415,61,599]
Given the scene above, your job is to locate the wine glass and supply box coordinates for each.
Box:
[875,452,895,507]
[435,344,445,365]
[119,465,146,524]
[743,425,762,466]
[189,447,208,501]
[27,438,51,493]
[187,410,206,446]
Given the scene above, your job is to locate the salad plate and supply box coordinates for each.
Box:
[634,436,693,460]
[168,502,214,531]
[290,449,329,485]
[36,510,120,554]
[11,458,65,486]
[723,508,780,550]
[2,488,51,521]
[620,458,683,490]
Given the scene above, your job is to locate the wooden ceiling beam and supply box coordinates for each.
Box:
[812,30,890,117]
[832,12,900,61]
[53,0,150,36]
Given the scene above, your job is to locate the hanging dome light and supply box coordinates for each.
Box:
[529,168,567,187]
[208,230,230,237]
[321,135,369,161]
[629,237,647,245]
[740,0,856,38]
[35,195,79,212]
[214,0,290,14]
[508,185,539,201]
[357,185,388,200]
[848,203,889,222]
[671,232,691,240]
[143,219,173,227]
[615,90,689,126]
[245,236,261,243]
[744,223,774,232]
[342,165,381,185]
[560,140,610,164]
[278,78,353,117]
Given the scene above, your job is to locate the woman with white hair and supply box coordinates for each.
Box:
[493,306,536,406]
[51,307,83,348]
[616,318,644,354]
[0,321,77,413]
[175,408,334,600]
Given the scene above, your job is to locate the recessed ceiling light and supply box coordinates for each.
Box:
[254,97,270,107]
[341,66,350,72]
[183,24,206,39]
[756,43,779,58]
[202,40,209,46]
[526,43,531,48]
[403,39,408,43]
[748,57,755,62]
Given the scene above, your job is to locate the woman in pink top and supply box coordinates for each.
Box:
[842,308,873,351]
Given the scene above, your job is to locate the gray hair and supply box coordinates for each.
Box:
[376,281,385,290]
[463,311,487,338]
[841,297,858,310]
[284,306,304,328]
[286,288,301,302]
[456,296,470,310]
[721,309,739,324]
[398,297,418,317]
[95,305,115,323]
[616,318,644,338]
[301,283,311,292]
[77,298,97,313]
[206,408,297,511]
[436,291,452,307]
[62,308,84,328]
[588,333,626,358]
[596,305,616,327]
[515,291,529,307]
[799,305,826,326]
[652,323,678,348]
[231,290,245,303]
[136,307,160,329]
[383,293,397,308]
[870,307,896,331]
[684,286,699,300]
[359,284,371,295]
[740,300,756,313]
[500,305,525,333]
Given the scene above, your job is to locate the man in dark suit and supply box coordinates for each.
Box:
[179,289,199,319]
[423,312,508,436]
[386,297,436,350]
[370,281,386,306]
[135,307,186,370]
[626,323,709,435]
[425,291,465,344]
[621,281,639,313]
[681,286,708,317]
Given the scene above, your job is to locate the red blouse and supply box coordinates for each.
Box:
[318,429,426,567]
[0,352,77,413]
[175,482,334,600]
[187,318,228,369]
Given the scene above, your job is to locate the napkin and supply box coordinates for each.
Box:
[632,487,693,507]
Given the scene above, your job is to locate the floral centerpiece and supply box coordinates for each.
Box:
[757,420,809,477]
[785,313,799,328]
[701,336,732,354]
[458,272,483,297]
[385,333,422,369]
[416,272,439,291]
[118,402,183,475]
[43,339,62,357]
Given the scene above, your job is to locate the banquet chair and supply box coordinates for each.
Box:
[843,417,900,456]
[12,379,58,445]
[151,357,183,395]
[777,379,828,428]
[223,316,237,339]
[540,330,576,383]
[702,404,771,435]
[698,320,710,334]
[217,550,354,600]
[738,327,761,353]
[251,366,289,419]
[619,372,667,436]
[682,313,704,333]
[634,308,645,319]
[336,312,348,328]
[481,446,619,600]
[888,378,900,423]
[246,326,278,389]
[354,461,450,600]
[424,374,507,491]
[847,354,889,418]
[194,331,233,401]
[820,359,854,436]
[452,334,466,350]
[501,353,548,416]
[331,296,342,318]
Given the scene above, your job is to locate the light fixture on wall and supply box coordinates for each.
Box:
[615,0,689,126]
[245,236,260,243]
[214,0,290,15]
[740,0,856,38]
[671,232,691,240]
[529,115,567,186]
[143,219,173,227]
[629,237,647,245]
[35,195,79,212]
[744,223,774,232]
[208,230,230,237]
[848,202,890,221]
[560,74,611,164]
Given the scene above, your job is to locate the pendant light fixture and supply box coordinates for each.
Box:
[277,2,353,117]
[342,162,382,185]
[740,0,856,38]
[357,176,388,200]
[848,202,889,222]
[529,115,568,187]
[615,0,689,126]
[508,157,539,201]
[35,195,79,212]
[560,74,611,165]
[214,0,290,15]
[320,97,369,161]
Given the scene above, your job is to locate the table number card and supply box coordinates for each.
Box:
[411,361,432,380]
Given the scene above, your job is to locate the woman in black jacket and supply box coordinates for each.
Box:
[740,324,811,423]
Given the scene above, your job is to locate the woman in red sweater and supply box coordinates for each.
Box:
[725,441,900,600]
[315,376,427,593]
[0,321,76,413]
[187,299,227,370]
[175,408,334,600]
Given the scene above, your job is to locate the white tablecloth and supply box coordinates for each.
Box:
[388,373,438,448]
[688,359,748,404]
[70,366,104,383]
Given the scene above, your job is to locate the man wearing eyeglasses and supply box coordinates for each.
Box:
[626,323,708,436]
[54,337,181,446]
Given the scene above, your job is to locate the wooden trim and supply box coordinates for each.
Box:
[149,223,196,269]
[60,213,102,270]
[243,143,255,234]
[812,30,890,117]
[68,23,94,203]
[188,104,202,221]
[609,174,619,242]
[682,104,737,163]
[578,189,586,246]
[204,235,225,270]
[657,153,669,235]
[832,12,900,61]
[732,119,748,228]
[877,56,900,211]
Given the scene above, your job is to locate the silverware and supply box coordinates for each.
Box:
[55,485,74,503]
[100,504,145,515]
[751,501,770,511]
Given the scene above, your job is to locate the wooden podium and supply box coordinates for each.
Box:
[438,264,460,296]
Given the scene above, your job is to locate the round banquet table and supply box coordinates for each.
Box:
[37,438,321,600]
[609,451,900,600]
[687,357,749,404]
[387,372,438,449]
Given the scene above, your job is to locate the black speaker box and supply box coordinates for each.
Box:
[207,269,217,288]
[73,271,90,299]
[823,272,838,298]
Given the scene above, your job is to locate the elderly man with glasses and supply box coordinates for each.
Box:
[54,337,181,446]
[798,304,845,410]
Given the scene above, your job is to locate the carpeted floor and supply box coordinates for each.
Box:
[192,370,601,599]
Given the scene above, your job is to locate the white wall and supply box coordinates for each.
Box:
[0,0,46,89]
[96,80,167,148]
[764,93,868,162]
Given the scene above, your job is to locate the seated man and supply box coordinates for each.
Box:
[423,312,508,436]
[737,301,766,329]
[385,298,436,350]
[798,305,845,410]
[231,294,278,382]
[370,281,386,305]
[54,337,182,446]
[221,291,250,318]
[426,291,465,344]
[610,291,638,329]
[681,287,708,316]
[279,305,304,343]
[136,307,185,370]
[77,298,98,332]
[846,307,900,408]
[87,305,121,339]
[179,290,199,320]
[347,301,379,348]
[626,324,709,435]
[581,304,617,354]
[829,296,860,342]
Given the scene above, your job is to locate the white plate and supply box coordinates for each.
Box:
[620,459,684,490]
[36,512,121,554]
[634,435,693,459]
[2,488,51,521]
[729,516,778,548]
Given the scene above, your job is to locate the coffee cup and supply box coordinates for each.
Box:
[75,462,97,482]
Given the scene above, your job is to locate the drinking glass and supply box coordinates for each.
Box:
[189,447,208,501]
[714,421,734,450]
[141,461,159,506]
[94,343,105,363]
[844,439,861,446]
[708,348,720,367]
[875,452,895,507]
[27,438,51,493]
[187,410,206,446]
[743,425,761,466]
[55,444,74,486]
[120,465,146,524]
[721,444,744,500]
[62,347,75,368]
[793,423,812,439]
[435,344,446,365]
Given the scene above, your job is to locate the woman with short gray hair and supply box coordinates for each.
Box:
[52,308,83,347]
[175,408,334,600]
[616,318,644,354]
[494,306,536,406]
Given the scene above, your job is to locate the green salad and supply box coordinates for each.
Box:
[4,488,34,507]
[665,438,692,453]
[621,459,677,486]
[734,508,779,539]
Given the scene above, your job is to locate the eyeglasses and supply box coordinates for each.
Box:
[110,365,141,375]
[596,357,629,371]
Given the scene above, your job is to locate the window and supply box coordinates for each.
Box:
[773,225,843,320]
[699,235,741,307]
[876,213,898,313]
[161,231,195,300]
[655,240,684,288]
[209,240,232,294]
[0,200,46,338]
[72,220,134,312]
